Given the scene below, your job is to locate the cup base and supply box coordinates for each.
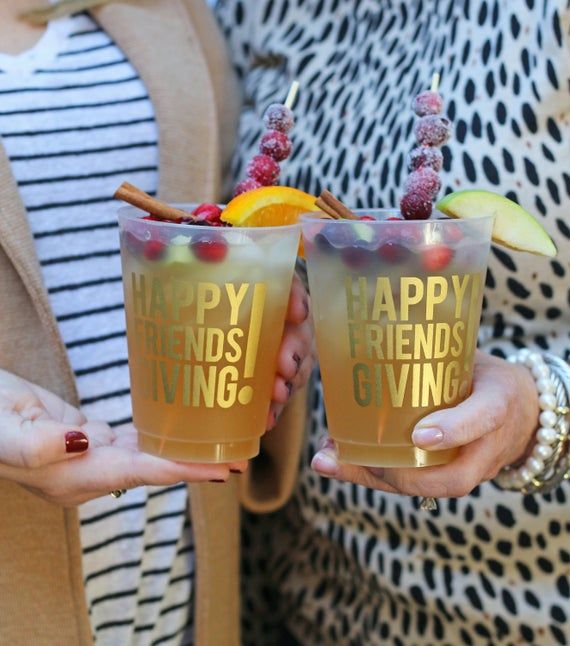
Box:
[335,441,458,468]
[138,432,260,463]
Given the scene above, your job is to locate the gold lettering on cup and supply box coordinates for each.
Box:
[346,272,483,410]
[243,284,266,378]
[400,277,424,321]
[371,277,397,321]
[127,272,268,410]
[196,283,221,324]
[464,273,482,372]
[346,276,368,320]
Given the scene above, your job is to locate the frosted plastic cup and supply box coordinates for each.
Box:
[119,206,300,462]
[301,210,493,467]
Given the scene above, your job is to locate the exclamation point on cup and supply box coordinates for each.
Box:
[238,284,267,405]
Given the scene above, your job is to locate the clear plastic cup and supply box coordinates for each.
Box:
[119,206,300,462]
[301,210,493,467]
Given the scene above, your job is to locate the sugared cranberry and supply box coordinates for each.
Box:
[400,191,433,220]
[408,146,443,172]
[404,168,442,201]
[190,234,228,263]
[143,240,166,261]
[412,91,443,116]
[378,241,410,263]
[247,154,280,186]
[421,244,454,272]
[414,116,451,147]
[192,203,223,224]
[234,178,262,196]
[263,103,295,133]
[259,130,292,161]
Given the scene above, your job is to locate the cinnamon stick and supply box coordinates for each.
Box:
[314,197,341,219]
[114,182,194,222]
[315,189,358,220]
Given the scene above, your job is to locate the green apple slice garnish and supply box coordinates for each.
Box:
[436,190,557,257]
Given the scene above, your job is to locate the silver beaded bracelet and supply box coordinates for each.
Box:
[494,349,570,494]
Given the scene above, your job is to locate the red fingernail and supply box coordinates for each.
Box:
[65,431,89,453]
[285,381,293,398]
[230,469,242,474]
[210,479,226,483]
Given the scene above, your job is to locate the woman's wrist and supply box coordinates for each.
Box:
[494,350,570,494]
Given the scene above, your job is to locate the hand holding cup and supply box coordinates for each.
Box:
[312,351,540,498]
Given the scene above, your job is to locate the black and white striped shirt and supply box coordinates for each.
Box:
[0,13,193,645]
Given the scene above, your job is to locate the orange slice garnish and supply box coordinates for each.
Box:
[221,186,320,226]
[221,186,321,256]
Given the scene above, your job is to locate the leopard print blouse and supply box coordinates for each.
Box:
[215,1,570,644]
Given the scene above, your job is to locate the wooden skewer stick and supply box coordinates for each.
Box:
[430,72,440,92]
[284,80,300,109]
[114,182,194,221]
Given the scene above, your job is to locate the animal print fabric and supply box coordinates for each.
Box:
[215,1,570,644]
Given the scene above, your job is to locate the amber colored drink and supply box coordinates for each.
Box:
[301,211,493,467]
[119,208,300,462]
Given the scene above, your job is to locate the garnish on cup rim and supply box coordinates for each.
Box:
[114,182,195,222]
[314,189,359,220]
[400,72,449,220]
[436,190,557,257]
[234,80,300,197]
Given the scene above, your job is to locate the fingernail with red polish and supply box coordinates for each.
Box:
[65,431,89,453]
[303,298,309,318]
[285,381,293,398]
[230,469,242,474]
[210,479,226,483]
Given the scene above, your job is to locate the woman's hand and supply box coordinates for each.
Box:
[0,370,243,507]
[312,351,540,498]
[267,272,314,428]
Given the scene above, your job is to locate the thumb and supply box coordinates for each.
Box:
[411,376,508,451]
[0,416,89,469]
